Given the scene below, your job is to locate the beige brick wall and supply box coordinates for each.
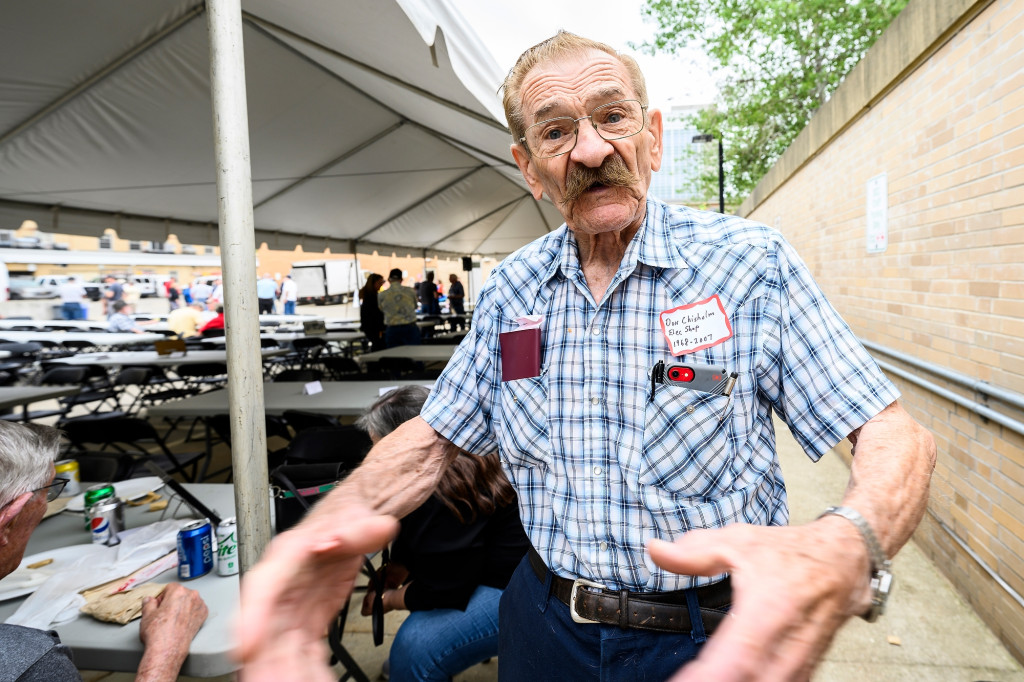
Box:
[744,0,1024,663]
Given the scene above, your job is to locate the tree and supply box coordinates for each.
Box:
[640,0,908,205]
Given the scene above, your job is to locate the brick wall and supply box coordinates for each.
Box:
[742,0,1024,662]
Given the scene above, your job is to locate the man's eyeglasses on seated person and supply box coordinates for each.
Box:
[520,99,648,159]
[31,479,68,503]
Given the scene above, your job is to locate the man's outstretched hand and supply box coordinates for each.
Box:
[649,517,872,682]
[236,509,399,682]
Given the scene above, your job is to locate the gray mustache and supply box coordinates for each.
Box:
[561,156,638,207]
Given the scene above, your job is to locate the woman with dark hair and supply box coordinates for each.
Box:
[357,386,528,681]
[359,273,386,353]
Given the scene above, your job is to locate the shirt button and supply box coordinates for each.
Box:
[592,327,601,336]
[593,466,602,476]
[591,396,600,405]
[599,542,608,551]
[687,405,696,414]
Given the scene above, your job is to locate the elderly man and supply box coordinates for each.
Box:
[0,421,208,681]
[238,32,934,681]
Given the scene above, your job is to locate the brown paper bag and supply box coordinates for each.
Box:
[80,582,165,624]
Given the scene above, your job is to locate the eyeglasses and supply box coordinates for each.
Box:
[31,479,68,503]
[520,99,648,159]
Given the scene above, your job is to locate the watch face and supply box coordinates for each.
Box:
[865,570,894,622]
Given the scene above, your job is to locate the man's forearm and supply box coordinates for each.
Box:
[135,646,189,682]
[841,401,936,557]
[308,416,457,522]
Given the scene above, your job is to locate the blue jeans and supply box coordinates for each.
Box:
[61,302,82,320]
[283,301,296,315]
[389,585,502,682]
[498,556,709,681]
[385,323,421,348]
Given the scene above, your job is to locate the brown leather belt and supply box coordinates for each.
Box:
[528,547,731,635]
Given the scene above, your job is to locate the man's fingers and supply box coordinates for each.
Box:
[647,527,746,577]
[235,514,398,661]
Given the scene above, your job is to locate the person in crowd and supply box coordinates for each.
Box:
[377,268,420,348]
[198,305,225,335]
[167,302,205,338]
[208,279,224,307]
[107,300,145,334]
[122,279,141,307]
[166,278,181,312]
[57,276,88,321]
[279,275,298,315]
[102,275,123,318]
[256,273,278,315]
[190,279,212,308]
[0,420,209,682]
[182,282,192,305]
[417,272,440,315]
[357,386,528,681]
[446,273,465,316]
[359,273,386,353]
[237,31,935,682]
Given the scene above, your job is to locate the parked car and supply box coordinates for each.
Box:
[33,275,103,301]
[8,278,56,299]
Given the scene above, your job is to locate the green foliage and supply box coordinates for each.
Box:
[640,0,908,204]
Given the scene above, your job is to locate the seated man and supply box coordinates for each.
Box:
[167,302,205,339]
[198,305,225,335]
[0,420,208,681]
[107,300,144,334]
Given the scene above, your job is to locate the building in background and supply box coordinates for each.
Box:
[647,104,710,206]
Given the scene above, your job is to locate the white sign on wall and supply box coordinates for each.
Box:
[866,172,888,254]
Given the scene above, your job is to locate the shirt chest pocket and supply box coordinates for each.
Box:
[639,386,735,498]
[497,370,551,469]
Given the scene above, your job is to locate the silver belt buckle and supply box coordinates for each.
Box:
[570,577,606,624]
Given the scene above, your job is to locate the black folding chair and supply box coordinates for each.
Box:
[281,410,341,436]
[61,415,207,482]
[284,426,372,465]
[272,368,324,383]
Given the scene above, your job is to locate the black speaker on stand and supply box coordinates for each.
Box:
[461,256,473,272]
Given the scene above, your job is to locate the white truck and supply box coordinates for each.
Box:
[290,260,362,305]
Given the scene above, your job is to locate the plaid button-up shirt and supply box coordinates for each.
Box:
[422,199,898,591]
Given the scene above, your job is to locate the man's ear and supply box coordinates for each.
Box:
[511,144,546,201]
[647,108,664,173]
[0,493,33,547]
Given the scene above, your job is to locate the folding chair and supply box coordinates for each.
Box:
[284,426,372,465]
[272,368,324,383]
[322,356,363,380]
[61,415,207,482]
[281,410,341,436]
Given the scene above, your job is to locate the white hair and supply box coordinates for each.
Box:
[0,421,62,509]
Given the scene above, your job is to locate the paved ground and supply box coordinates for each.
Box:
[18,297,1017,680]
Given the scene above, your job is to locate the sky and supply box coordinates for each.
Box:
[447,0,718,114]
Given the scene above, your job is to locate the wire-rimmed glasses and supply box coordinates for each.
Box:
[520,99,648,159]
[32,478,68,503]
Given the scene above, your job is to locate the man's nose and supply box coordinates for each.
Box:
[569,121,613,167]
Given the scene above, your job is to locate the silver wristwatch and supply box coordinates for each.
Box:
[819,505,893,622]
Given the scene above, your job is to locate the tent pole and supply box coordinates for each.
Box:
[206,0,271,572]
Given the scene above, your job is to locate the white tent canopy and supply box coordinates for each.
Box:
[0,0,561,258]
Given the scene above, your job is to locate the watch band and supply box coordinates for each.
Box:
[819,505,893,622]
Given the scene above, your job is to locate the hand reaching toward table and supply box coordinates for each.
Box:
[235,506,399,682]
[135,582,208,682]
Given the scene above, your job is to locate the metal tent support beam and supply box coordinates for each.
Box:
[242,12,508,133]
[427,195,526,249]
[355,165,484,241]
[0,4,204,149]
[253,121,406,210]
[206,0,271,573]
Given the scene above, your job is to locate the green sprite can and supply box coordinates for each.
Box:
[83,483,116,531]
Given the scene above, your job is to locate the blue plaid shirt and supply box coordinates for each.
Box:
[421,199,899,591]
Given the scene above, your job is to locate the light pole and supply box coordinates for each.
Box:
[692,133,724,214]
